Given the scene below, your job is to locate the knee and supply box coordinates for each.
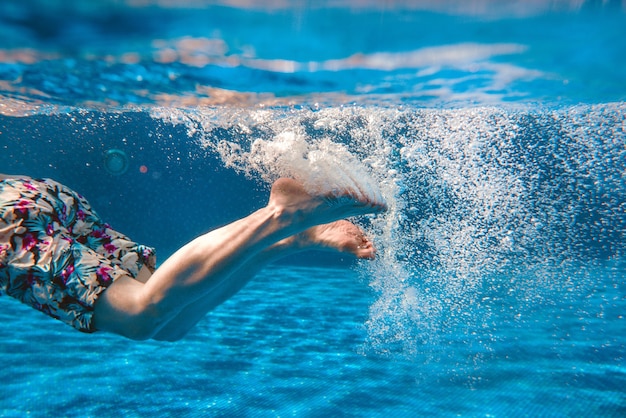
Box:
[94,291,171,341]
[94,315,158,341]
[108,312,161,341]
[130,295,201,342]
[123,300,173,341]
[93,277,186,341]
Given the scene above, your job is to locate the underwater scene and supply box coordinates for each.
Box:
[1,0,625,416]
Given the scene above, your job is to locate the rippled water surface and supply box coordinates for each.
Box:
[1,1,625,417]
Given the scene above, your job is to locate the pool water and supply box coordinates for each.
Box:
[1,1,625,417]
[0,265,623,416]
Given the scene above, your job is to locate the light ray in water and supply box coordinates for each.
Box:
[152,103,625,356]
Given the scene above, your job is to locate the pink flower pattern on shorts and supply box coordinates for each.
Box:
[0,178,156,332]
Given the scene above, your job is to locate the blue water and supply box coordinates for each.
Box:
[0,265,623,416]
[1,1,625,417]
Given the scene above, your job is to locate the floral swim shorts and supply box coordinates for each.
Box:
[0,177,156,333]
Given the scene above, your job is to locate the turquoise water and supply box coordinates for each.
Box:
[1,1,625,417]
[1,265,624,416]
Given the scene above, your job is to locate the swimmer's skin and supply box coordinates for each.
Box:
[1,174,385,341]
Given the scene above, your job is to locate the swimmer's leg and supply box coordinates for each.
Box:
[93,178,385,340]
[152,220,375,341]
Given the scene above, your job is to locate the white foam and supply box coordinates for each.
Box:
[210,130,386,206]
[151,103,626,358]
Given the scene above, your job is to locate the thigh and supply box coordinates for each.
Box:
[1,177,156,333]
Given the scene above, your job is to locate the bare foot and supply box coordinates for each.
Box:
[268,178,386,230]
[276,220,377,260]
[303,220,376,259]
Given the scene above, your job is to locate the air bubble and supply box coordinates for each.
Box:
[150,104,625,358]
